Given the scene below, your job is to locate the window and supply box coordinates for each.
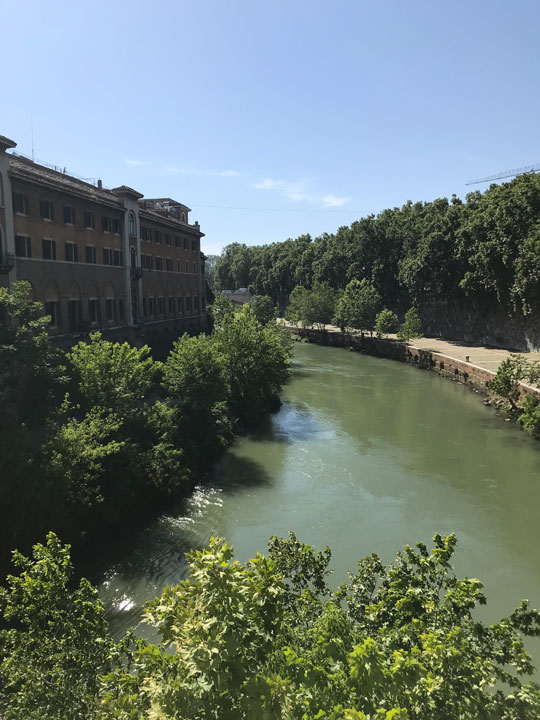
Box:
[105,298,115,323]
[148,297,155,316]
[102,216,111,233]
[63,206,75,225]
[128,212,136,237]
[177,260,180,272]
[185,261,189,273]
[175,236,180,248]
[168,297,174,314]
[84,210,95,229]
[158,297,164,315]
[67,300,82,333]
[155,231,161,245]
[42,238,56,260]
[40,200,54,221]
[155,256,162,271]
[113,249,123,266]
[112,218,121,235]
[85,245,96,264]
[103,248,113,265]
[165,233,171,246]
[88,299,99,324]
[166,258,172,272]
[193,262,196,273]
[45,301,59,328]
[177,297,184,314]
[192,240,196,252]
[183,238,188,250]
[140,226,151,242]
[146,254,153,270]
[65,242,78,262]
[15,235,31,257]
[194,296,199,313]
[118,299,124,322]
[186,296,191,313]
[181,212,186,222]
[142,297,148,317]
[13,193,28,215]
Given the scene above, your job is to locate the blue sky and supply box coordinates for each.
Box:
[2,0,540,254]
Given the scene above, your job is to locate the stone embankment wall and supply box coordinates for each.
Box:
[288,327,540,400]
[419,300,540,352]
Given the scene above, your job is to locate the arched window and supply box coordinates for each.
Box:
[181,212,186,222]
[128,212,136,237]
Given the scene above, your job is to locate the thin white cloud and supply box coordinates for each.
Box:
[162,165,240,178]
[321,194,349,207]
[208,169,239,177]
[253,176,349,208]
[123,158,151,167]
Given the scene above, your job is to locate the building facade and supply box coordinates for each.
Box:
[0,135,206,341]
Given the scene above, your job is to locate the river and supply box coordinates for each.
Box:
[97,341,540,643]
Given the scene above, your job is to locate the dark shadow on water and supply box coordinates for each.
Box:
[205,453,274,492]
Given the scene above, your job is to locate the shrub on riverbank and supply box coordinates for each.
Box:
[0,283,291,565]
[2,531,540,719]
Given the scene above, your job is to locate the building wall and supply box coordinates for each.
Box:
[0,136,207,338]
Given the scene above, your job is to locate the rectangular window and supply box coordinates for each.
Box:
[84,210,95,229]
[40,200,54,221]
[88,298,98,324]
[168,296,174,314]
[112,218,121,235]
[165,233,171,246]
[113,249,123,266]
[105,298,115,323]
[45,301,59,328]
[103,248,113,265]
[194,296,199,312]
[192,240,196,252]
[166,258,172,272]
[85,245,96,264]
[143,297,148,317]
[155,257,162,270]
[175,236,180,248]
[15,235,31,258]
[118,298,124,322]
[129,215,136,237]
[158,297,164,315]
[185,261,189,273]
[42,238,56,260]
[193,262,196,273]
[177,296,184,314]
[155,231,161,245]
[13,193,28,215]
[183,238,188,250]
[63,206,75,225]
[146,254,153,270]
[177,260,180,272]
[65,242,78,262]
[148,297,155,316]
[102,216,111,233]
[186,297,191,313]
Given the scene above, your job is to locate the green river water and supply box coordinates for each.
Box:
[98,342,540,643]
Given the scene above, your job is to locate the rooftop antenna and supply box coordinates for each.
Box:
[466,163,540,186]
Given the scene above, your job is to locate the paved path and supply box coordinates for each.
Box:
[282,321,540,375]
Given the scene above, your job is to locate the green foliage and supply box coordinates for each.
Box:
[286,285,310,327]
[69,333,158,413]
[519,395,540,438]
[375,308,399,338]
[209,294,236,330]
[249,294,276,325]
[397,307,423,343]
[487,354,531,408]
[2,532,540,718]
[0,533,122,720]
[336,278,382,334]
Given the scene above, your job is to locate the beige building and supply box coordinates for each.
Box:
[0,134,206,341]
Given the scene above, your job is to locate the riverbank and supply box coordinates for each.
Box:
[283,323,540,400]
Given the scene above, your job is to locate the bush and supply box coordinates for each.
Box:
[375,308,399,338]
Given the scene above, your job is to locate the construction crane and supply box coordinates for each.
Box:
[466,163,540,186]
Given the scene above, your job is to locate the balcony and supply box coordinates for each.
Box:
[0,253,15,274]
[130,265,143,281]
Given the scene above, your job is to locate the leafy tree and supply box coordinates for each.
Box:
[375,308,399,338]
[336,278,381,334]
[397,307,423,343]
[519,395,540,438]
[310,281,336,330]
[249,294,276,325]
[209,295,236,330]
[487,354,531,411]
[0,533,124,720]
[285,285,310,327]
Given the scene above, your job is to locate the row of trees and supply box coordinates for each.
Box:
[215,172,540,318]
[2,530,540,718]
[0,283,291,564]
[285,278,422,342]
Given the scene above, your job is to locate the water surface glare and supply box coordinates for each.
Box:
[98,342,540,642]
